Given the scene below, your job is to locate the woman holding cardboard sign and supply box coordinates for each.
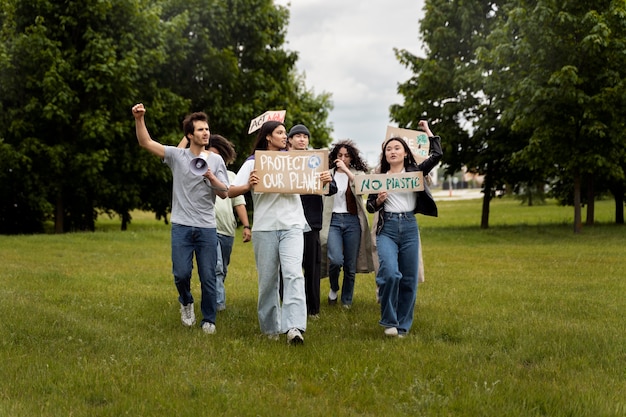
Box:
[320,140,374,309]
[228,121,308,345]
[366,120,442,338]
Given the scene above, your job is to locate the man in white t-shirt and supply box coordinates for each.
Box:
[132,103,229,334]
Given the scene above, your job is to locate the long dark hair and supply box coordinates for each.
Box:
[378,137,418,174]
[328,139,369,172]
[249,121,285,155]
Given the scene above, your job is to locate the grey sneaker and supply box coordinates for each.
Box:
[180,302,196,327]
[384,327,398,337]
[287,328,304,345]
[202,322,216,334]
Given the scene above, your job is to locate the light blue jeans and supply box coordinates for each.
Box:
[376,212,419,334]
[253,229,307,335]
[327,213,361,305]
[171,224,218,325]
[216,233,235,308]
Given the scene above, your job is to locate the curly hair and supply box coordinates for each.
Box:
[328,139,369,172]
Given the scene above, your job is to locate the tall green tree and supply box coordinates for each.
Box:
[0,0,186,233]
[0,0,333,233]
[487,0,626,231]
[391,0,514,228]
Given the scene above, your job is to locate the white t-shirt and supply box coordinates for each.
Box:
[384,170,417,213]
[163,146,229,228]
[232,158,308,232]
[215,170,245,237]
[331,171,349,213]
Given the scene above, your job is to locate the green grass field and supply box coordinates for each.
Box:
[1,196,625,416]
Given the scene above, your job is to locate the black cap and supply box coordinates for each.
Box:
[288,124,311,138]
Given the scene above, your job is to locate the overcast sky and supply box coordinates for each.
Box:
[275,0,426,165]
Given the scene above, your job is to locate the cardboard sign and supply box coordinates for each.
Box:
[248,110,286,134]
[254,150,329,194]
[354,171,424,195]
[385,126,430,162]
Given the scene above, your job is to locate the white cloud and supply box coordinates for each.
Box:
[276,0,426,165]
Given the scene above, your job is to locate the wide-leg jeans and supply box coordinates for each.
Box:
[376,212,420,334]
[253,229,307,335]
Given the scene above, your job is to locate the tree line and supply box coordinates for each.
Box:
[391,0,626,231]
[0,0,332,234]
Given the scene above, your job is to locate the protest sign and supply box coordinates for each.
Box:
[254,150,329,194]
[248,110,286,134]
[354,171,424,195]
[385,126,430,162]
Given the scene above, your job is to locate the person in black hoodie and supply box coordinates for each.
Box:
[366,120,442,338]
[287,124,332,317]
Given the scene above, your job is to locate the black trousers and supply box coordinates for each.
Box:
[303,228,321,315]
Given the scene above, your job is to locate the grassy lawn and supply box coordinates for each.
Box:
[1,197,625,416]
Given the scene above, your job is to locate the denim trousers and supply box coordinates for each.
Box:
[253,229,307,335]
[171,224,218,325]
[216,233,235,307]
[327,213,361,305]
[376,212,420,334]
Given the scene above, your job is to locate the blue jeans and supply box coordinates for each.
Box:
[171,224,218,325]
[216,233,234,308]
[253,229,306,335]
[327,213,361,305]
[376,212,419,334]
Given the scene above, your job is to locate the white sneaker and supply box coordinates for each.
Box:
[384,327,398,337]
[202,322,216,334]
[180,303,196,327]
[287,328,304,345]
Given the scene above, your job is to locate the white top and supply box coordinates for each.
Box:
[384,170,417,213]
[331,171,349,213]
[215,171,246,236]
[163,146,229,228]
[232,158,308,231]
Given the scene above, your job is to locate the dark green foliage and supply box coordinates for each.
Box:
[0,0,332,233]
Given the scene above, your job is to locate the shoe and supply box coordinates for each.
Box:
[308,313,320,320]
[202,322,216,334]
[384,327,398,337]
[217,303,226,312]
[287,328,304,345]
[180,302,196,327]
[328,290,338,306]
[342,303,351,310]
[267,334,280,341]
[398,333,407,339]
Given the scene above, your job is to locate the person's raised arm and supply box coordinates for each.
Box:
[132,103,165,159]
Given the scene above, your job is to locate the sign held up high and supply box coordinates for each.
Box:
[385,126,430,163]
[254,150,329,195]
[248,110,286,134]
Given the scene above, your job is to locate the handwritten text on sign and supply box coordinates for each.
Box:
[248,110,286,134]
[354,172,424,195]
[254,150,329,194]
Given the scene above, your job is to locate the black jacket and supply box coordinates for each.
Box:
[366,136,443,232]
